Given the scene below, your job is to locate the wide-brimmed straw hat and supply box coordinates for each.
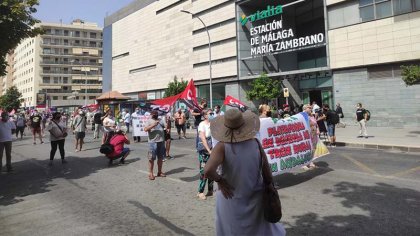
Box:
[210,109,260,143]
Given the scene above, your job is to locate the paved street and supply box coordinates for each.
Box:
[1,131,419,236]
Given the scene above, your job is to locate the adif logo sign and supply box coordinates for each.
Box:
[240,5,283,26]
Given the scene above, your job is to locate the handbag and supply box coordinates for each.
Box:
[256,139,282,223]
[52,120,68,138]
[197,136,212,154]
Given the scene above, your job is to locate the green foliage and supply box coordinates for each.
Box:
[164,76,188,97]
[0,86,22,111]
[401,65,420,86]
[0,0,42,76]
[246,73,281,103]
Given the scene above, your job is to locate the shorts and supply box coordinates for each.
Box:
[165,132,171,141]
[75,131,86,140]
[108,147,130,160]
[32,127,41,134]
[148,142,166,160]
[327,124,336,136]
[176,124,186,133]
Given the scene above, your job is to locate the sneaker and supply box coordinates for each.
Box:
[162,158,166,162]
[119,158,125,164]
[169,156,175,160]
[182,136,187,139]
[41,141,44,144]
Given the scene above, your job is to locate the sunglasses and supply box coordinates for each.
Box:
[209,113,214,115]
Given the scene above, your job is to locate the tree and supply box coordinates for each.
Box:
[401,65,420,86]
[246,73,281,103]
[164,76,188,97]
[0,85,22,111]
[0,0,42,76]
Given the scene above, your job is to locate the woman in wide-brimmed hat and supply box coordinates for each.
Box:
[204,109,285,236]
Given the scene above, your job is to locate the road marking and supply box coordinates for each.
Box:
[138,170,187,183]
[386,166,420,178]
[341,153,381,176]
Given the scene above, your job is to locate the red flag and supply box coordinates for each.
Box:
[152,94,181,107]
[179,79,200,110]
[224,95,247,111]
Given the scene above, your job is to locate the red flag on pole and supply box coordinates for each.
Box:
[179,79,200,110]
[224,95,247,111]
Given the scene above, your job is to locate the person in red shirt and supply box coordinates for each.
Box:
[106,128,130,165]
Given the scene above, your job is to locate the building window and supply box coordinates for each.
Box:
[63,77,68,84]
[52,96,58,100]
[376,0,392,18]
[393,0,412,13]
[90,32,97,38]
[54,77,59,83]
[416,0,420,9]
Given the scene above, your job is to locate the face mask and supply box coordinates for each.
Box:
[136,110,140,114]
[79,111,83,115]
[152,115,158,119]
[208,115,215,121]
[266,111,272,117]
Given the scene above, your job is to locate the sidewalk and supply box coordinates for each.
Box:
[335,125,420,152]
[184,125,420,153]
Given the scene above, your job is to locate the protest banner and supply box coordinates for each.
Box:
[258,112,315,176]
[132,115,150,137]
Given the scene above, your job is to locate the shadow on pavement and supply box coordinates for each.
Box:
[285,182,420,236]
[180,173,200,182]
[165,167,194,175]
[0,155,118,206]
[274,161,333,189]
[127,200,194,236]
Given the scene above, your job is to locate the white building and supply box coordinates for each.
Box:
[12,20,103,110]
[104,0,420,127]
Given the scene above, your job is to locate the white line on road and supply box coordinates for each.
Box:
[138,170,187,183]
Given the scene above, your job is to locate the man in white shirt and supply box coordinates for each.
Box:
[122,109,131,133]
[0,112,16,172]
[213,105,224,117]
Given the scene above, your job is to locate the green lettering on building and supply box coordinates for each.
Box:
[240,5,283,26]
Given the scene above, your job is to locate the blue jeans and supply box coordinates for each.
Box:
[327,124,336,137]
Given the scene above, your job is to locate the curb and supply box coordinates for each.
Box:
[335,142,420,153]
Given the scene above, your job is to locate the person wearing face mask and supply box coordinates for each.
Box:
[102,109,116,145]
[30,110,44,145]
[72,109,87,152]
[131,107,142,143]
[258,104,272,118]
[122,109,131,133]
[213,105,224,117]
[144,110,167,180]
[191,99,208,149]
[47,112,68,166]
[0,112,16,173]
[196,109,214,200]
[93,108,103,139]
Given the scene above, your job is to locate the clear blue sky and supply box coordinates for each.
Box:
[34,0,135,27]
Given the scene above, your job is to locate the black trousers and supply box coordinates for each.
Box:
[50,139,65,160]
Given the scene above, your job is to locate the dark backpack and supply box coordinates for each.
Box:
[364,109,371,121]
[99,143,114,154]
[99,132,115,154]
[329,110,340,125]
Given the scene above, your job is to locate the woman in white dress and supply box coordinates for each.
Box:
[204,109,286,236]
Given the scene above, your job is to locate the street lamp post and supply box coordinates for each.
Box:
[180,10,213,108]
[71,60,88,106]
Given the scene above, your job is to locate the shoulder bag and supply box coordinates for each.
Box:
[52,120,68,138]
[256,139,282,223]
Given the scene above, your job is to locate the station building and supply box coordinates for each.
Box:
[104,0,420,127]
